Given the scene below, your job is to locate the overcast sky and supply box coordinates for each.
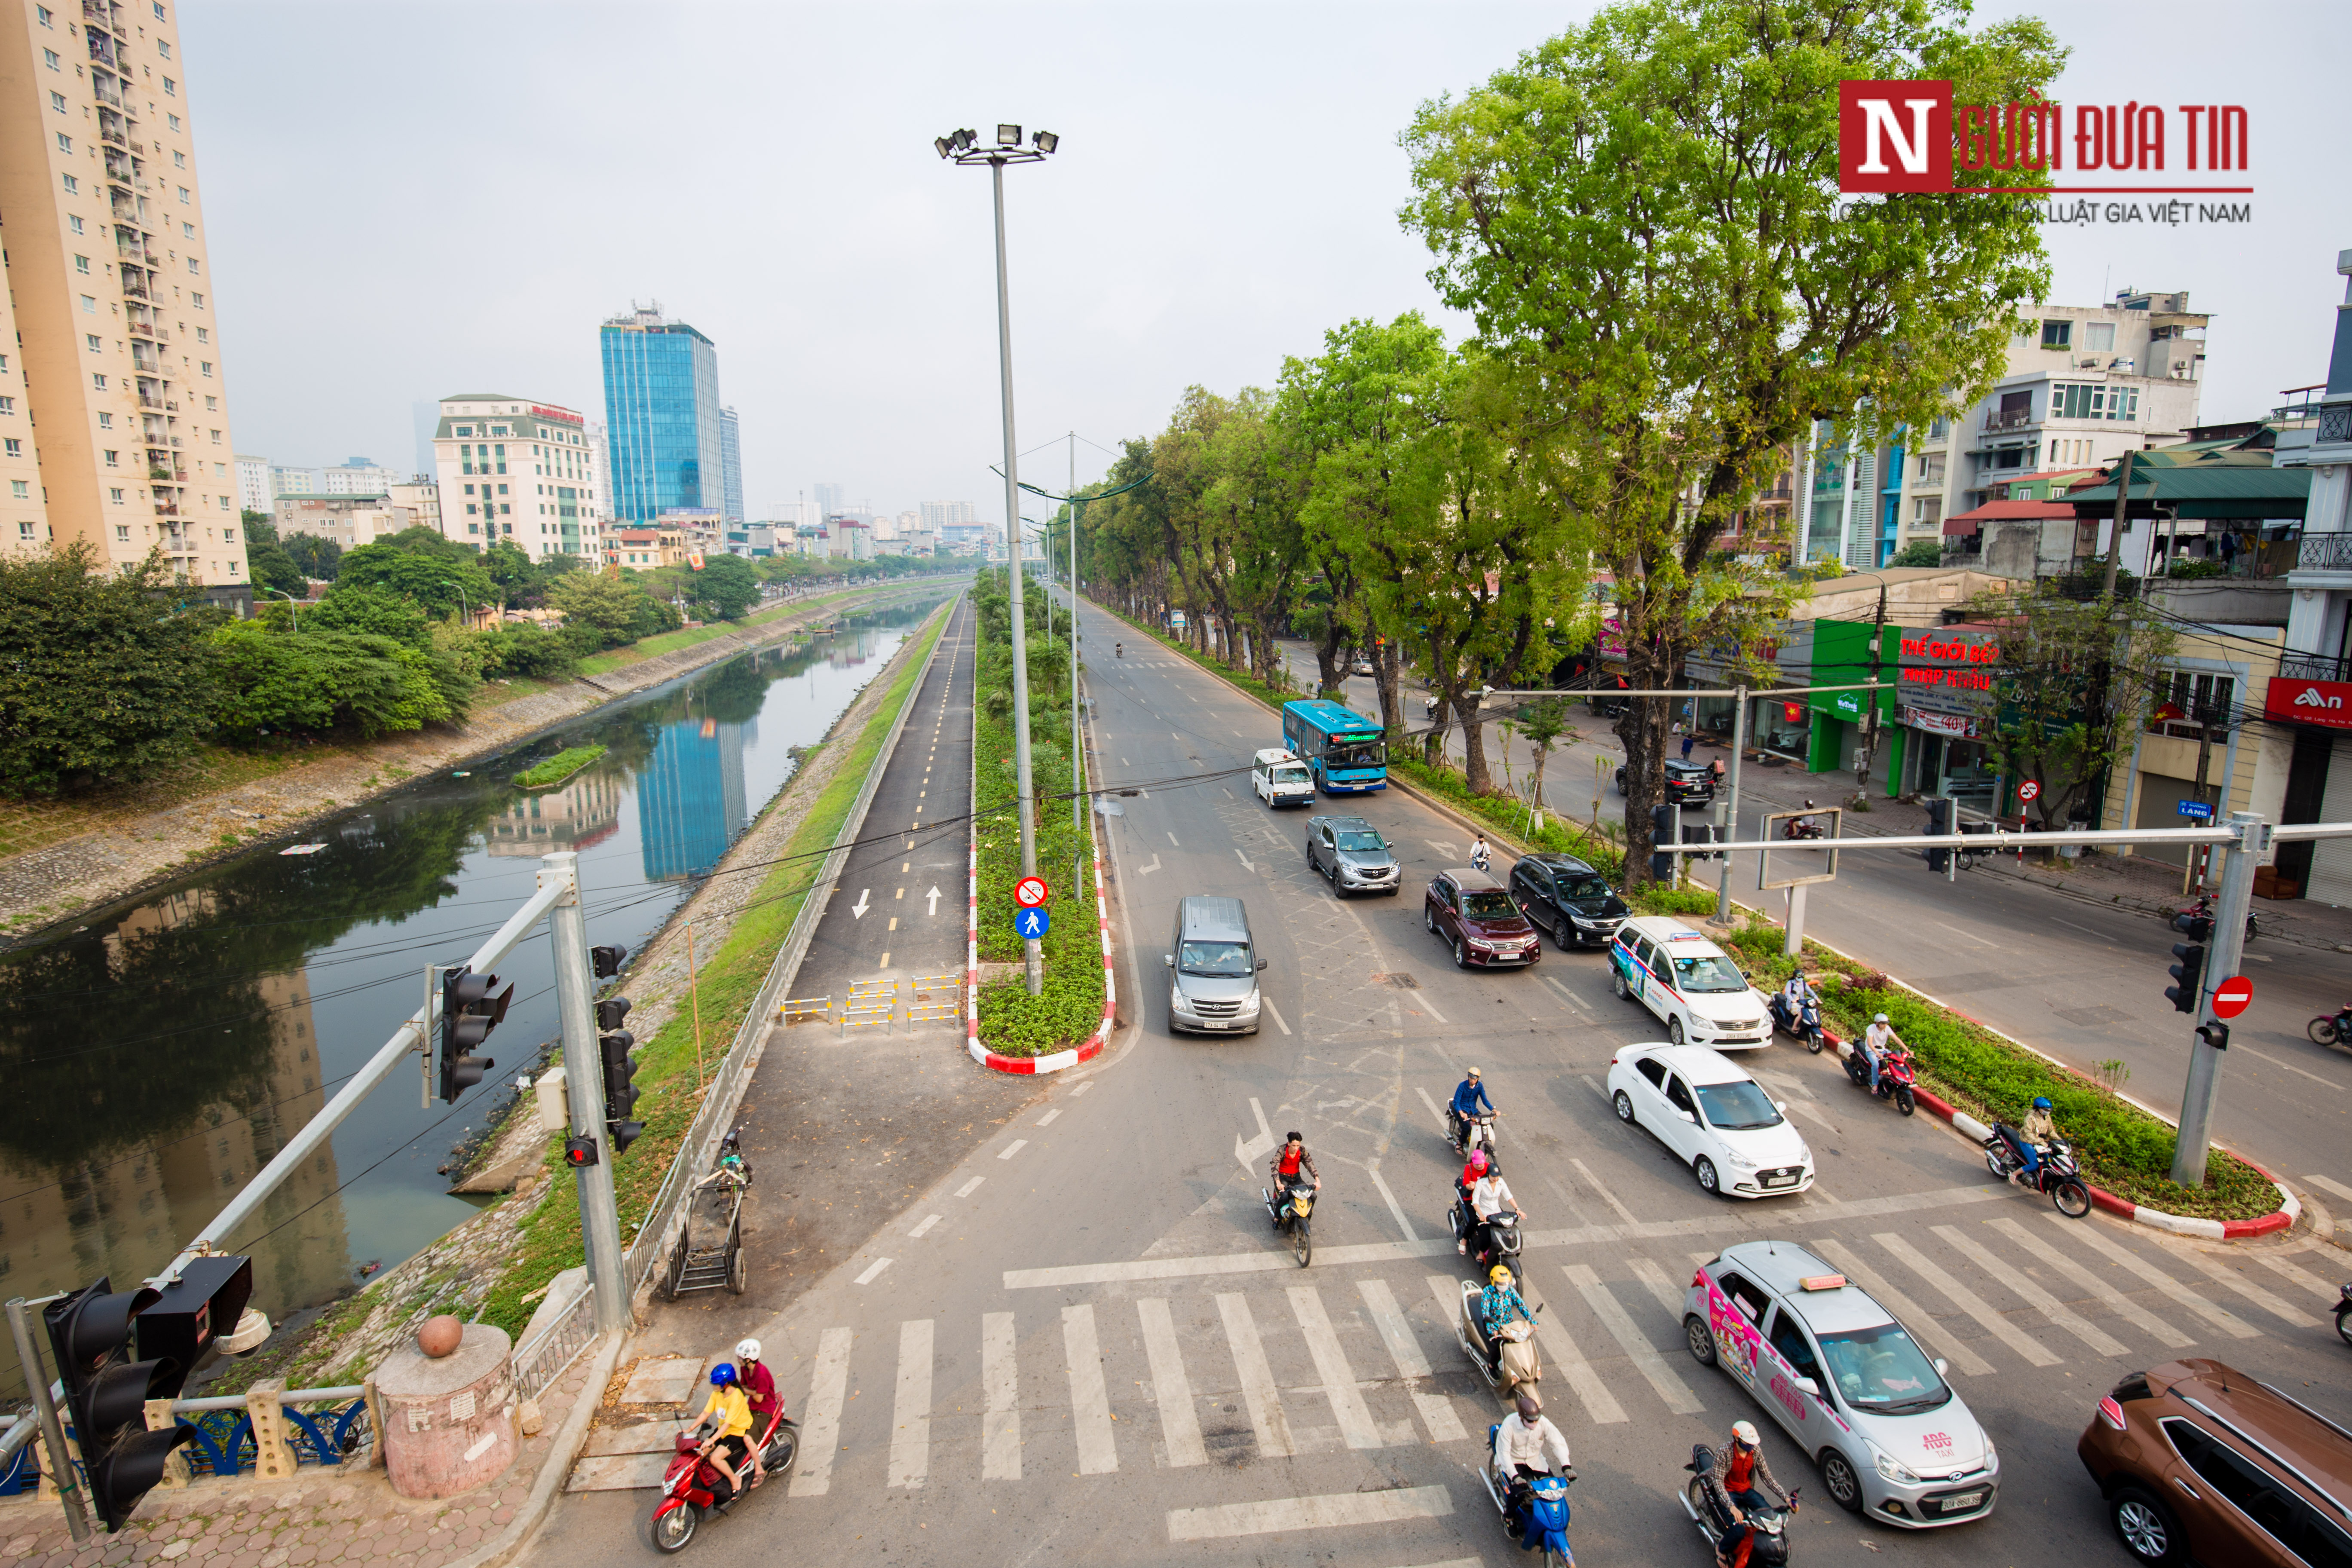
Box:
[187,1,2343,525]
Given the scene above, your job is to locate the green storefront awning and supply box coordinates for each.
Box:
[2064,463,2310,521]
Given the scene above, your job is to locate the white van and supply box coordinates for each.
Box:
[1252,749,1315,808]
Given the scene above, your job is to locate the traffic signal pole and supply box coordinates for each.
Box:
[545,851,628,1334]
[5,1295,86,1543]
[2170,811,2262,1190]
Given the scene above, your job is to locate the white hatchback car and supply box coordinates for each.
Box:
[1684,1241,1998,1528]
[1606,1043,1813,1197]
[1608,916,1771,1049]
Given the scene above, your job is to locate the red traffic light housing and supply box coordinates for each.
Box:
[563,1134,599,1167]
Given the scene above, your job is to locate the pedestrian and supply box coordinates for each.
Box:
[1470,834,1491,873]
[1681,732,1697,762]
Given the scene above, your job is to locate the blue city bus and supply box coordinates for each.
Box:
[1280,699,1387,793]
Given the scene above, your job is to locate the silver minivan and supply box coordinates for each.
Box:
[1164,895,1265,1035]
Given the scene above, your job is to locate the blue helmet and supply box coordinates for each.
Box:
[710,1363,738,1387]
[2032,1096,2052,1111]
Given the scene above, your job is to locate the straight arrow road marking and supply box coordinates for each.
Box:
[851,889,871,919]
[926,885,942,916]
[1236,848,1255,872]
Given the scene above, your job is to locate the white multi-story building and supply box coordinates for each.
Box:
[920,499,977,532]
[235,453,269,513]
[429,392,604,561]
[387,477,439,536]
[319,456,395,495]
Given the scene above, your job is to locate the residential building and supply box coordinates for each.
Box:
[919,499,976,533]
[658,507,722,557]
[234,453,269,513]
[387,477,439,536]
[612,526,688,569]
[813,482,845,521]
[723,523,775,558]
[318,455,394,495]
[272,492,413,548]
[600,303,723,524]
[0,0,247,593]
[717,405,743,523]
[429,392,605,561]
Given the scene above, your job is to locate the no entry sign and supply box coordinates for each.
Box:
[1015,876,1050,908]
[2211,975,2253,1019]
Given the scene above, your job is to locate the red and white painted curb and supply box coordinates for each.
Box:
[1821,1029,2297,1240]
[965,793,1115,1078]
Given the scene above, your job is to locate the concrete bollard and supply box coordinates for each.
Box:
[144,1399,191,1489]
[373,1323,517,1500]
[245,1379,300,1480]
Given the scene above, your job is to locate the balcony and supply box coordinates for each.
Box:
[99,126,126,150]
[122,278,149,300]
[86,34,117,69]
[137,394,162,411]
[153,503,180,517]
[148,467,171,481]
[2300,533,2352,573]
[1983,407,2035,432]
[129,319,153,339]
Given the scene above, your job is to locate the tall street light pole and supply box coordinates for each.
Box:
[941,122,1059,995]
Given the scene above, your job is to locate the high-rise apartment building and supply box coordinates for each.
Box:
[429,392,604,560]
[234,451,267,512]
[0,0,246,592]
[600,304,722,525]
[812,481,844,520]
[318,455,393,495]
[717,404,743,523]
[919,499,977,531]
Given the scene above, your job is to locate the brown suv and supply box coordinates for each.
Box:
[1423,868,1540,969]
[2076,1357,2352,1566]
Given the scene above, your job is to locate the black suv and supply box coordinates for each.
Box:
[1508,854,1630,949]
[1615,759,1716,805]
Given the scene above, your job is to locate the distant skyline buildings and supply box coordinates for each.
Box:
[637,716,747,883]
[812,481,844,520]
[718,406,744,524]
[600,303,723,526]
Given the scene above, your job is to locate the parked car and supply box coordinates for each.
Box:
[1305,815,1400,895]
[1508,853,1629,949]
[1606,1043,1812,1197]
[1164,895,1265,1035]
[2078,1357,2352,1567]
[1251,748,1315,808]
[1350,654,1375,676]
[1686,1242,1997,1528]
[1610,916,1769,1048]
[1614,759,1717,805]
[1424,868,1541,969]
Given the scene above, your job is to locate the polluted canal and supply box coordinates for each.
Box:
[0,597,946,1387]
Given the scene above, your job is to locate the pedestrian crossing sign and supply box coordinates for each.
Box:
[1016,907,1050,940]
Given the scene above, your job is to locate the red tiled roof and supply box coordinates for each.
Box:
[1943,499,2076,535]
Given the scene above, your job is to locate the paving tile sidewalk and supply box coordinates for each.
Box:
[0,1344,607,1568]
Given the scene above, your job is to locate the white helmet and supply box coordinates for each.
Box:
[735,1337,762,1363]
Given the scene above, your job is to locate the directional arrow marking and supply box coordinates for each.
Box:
[1138,854,1163,876]
[1235,848,1255,873]
[925,885,942,916]
[1233,1096,1276,1172]
[851,889,871,919]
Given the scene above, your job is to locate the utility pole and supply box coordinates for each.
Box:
[1715,685,1748,925]
[2171,811,2264,1189]
[1854,582,1888,803]
[2184,698,2222,893]
[2102,449,2135,599]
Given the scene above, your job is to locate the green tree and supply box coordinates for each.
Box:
[306,583,431,646]
[208,622,469,738]
[334,527,496,621]
[547,569,674,648]
[278,529,342,581]
[1400,0,2062,879]
[0,543,219,795]
[239,514,307,596]
[686,552,761,621]
[1888,540,1944,568]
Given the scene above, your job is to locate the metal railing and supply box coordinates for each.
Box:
[2297,533,2352,573]
[512,1280,599,1400]
[2279,650,2351,683]
[1983,407,2034,432]
[162,1388,373,1479]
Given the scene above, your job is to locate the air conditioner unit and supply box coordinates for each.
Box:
[2079,357,2102,368]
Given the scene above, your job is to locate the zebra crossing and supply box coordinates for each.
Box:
[572,1212,2330,1495]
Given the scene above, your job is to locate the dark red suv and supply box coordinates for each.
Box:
[1424,868,1540,969]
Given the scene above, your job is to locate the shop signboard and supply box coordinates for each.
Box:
[2262,677,2352,732]
[1897,626,2002,721]
[1900,704,1979,738]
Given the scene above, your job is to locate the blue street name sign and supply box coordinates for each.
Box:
[1015,907,1051,940]
[2177,799,2215,821]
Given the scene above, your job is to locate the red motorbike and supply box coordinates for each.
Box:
[650,1408,799,1553]
[1845,1041,1918,1116]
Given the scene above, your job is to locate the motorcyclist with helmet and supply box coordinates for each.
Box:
[1859,1012,1905,1096]
[2000,1096,2058,1183]
[692,1364,753,1502]
[1772,970,1818,1039]
[1492,1388,1573,1528]
[734,1338,778,1488]
[1703,1420,1796,1568]
[1480,1263,1534,1375]
[1449,1067,1495,1154]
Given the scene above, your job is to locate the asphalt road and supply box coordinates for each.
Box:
[526,597,2351,1568]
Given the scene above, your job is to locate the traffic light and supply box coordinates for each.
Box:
[2166,941,2206,1014]
[2196,1021,2231,1051]
[438,965,511,1103]
[1925,798,1953,872]
[590,943,628,979]
[43,1280,196,1531]
[1650,803,1676,882]
[597,996,643,1155]
[563,1133,599,1167]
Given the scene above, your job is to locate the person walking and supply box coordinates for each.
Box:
[1681,731,1697,762]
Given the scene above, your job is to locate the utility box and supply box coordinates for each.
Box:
[137,1254,254,1398]
[534,1068,570,1133]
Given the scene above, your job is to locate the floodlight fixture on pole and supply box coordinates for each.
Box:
[937,120,1060,995]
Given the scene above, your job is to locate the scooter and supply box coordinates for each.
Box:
[1448,1106,1501,1158]
[2308,1006,2352,1049]
[1680,1444,1798,1566]
[1455,1279,1544,1397]
[1115,643,1122,658]
[1450,1203,1525,1270]
[1982,1130,2093,1218]
[1262,1179,1316,1267]
[2168,898,2259,944]
[650,1408,801,1553]
[1843,1041,1917,1116]
[1479,1439,1575,1568]
[1769,989,1825,1054]
[2334,1282,2352,1350]
[1784,816,1826,842]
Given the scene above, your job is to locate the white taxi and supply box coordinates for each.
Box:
[1606,1043,1812,1198]
[1608,916,1770,1049]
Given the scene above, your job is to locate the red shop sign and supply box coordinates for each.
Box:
[2263,678,2352,732]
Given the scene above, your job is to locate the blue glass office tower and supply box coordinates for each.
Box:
[600,305,723,525]
[718,406,744,524]
[636,717,747,882]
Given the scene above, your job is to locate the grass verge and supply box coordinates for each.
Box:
[515,744,607,790]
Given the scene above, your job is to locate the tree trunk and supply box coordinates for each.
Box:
[1461,698,1492,795]
[1617,691,1670,887]
[1378,637,1404,738]
[1316,622,1348,699]
[1424,694,1451,766]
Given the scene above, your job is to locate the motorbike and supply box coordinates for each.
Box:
[1785,817,1826,842]
[1450,1202,1524,1270]
[2308,1006,2352,1049]
[1843,1041,1918,1116]
[1769,989,1826,1054]
[1479,1437,1575,1568]
[1262,1179,1316,1267]
[2334,1282,2352,1349]
[1680,1444,1798,1567]
[2169,898,2259,944]
[650,1407,801,1553]
[1982,1130,2093,1218]
[1115,643,1122,658]
[1454,1278,1544,1397]
[1448,1106,1501,1158]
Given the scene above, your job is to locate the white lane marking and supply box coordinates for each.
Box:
[1540,974,1589,1014]
[1788,1101,1839,1133]
[956,1176,986,1198]
[1424,840,1459,858]
[1236,847,1256,873]
[1072,1081,1094,1096]
[1366,1159,1418,1241]
[1136,1298,1206,1468]
[1807,1238,1997,1375]
[1216,1291,1295,1458]
[1569,1157,1640,1226]
[926,886,941,916]
[998,1139,1027,1160]
[2306,1173,2352,1204]
[1038,1108,1062,1126]
[1415,1085,1448,1127]
[1985,1217,2191,1348]
[1359,1279,1466,1442]
[1562,1264,1703,1413]
[2052,918,2111,941]
[2175,1246,2320,1326]
[2234,1044,2343,1089]
[2254,1250,2338,1295]
[1580,1073,1609,1101]
[1875,1232,2061,1366]
[888,1318,933,1489]
[1165,1485,1453,1541]
[1168,832,1181,846]
[1263,998,1293,1035]
[1138,854,1163,876]
[1062,1304,1118,1474]
[787,1328,853,1496]
[1932,921,1998,948]
[909,1213,942,1238]
[851,889,871,919]
[1289,1286,1381,1449]
[1931,1224,2129,1357]
[981,1311,1021,1480]
[855,1257,893,1285]
[1627,1256,1690,1318]
[1519,1282,1628,1425]
[2061,1220,2257,1339]
[1417,993,1450,1025]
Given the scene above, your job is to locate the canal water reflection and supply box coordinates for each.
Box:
[0,599,944,1380]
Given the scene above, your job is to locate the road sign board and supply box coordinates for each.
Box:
[1014,876,1050,908]
[2017,780,2041,802]
[2211,975,2253,1019]
[1015,907,1050,940]
[2176,799,2215,821]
